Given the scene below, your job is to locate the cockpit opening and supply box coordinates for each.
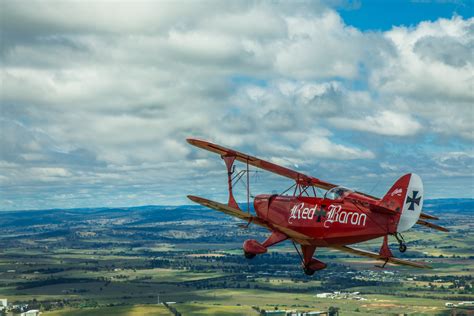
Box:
[324,186,354,200]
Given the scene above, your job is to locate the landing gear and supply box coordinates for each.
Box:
[292,243,327,276]
[242,232,288,260]
[399,243,407,253]
[395,233,407,253]
[244,251,256,259]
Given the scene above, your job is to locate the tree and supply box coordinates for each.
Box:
[329,306,340,316]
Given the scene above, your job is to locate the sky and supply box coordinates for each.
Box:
[0,0,473,211]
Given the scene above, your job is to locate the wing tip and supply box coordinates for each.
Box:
[186,137,208,146]
[186,137,198,145]
[187,195,201,203]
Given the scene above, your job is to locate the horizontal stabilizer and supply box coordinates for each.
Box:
[420,212,439,221]
[346,197,397,215]
[416,219,449,232]
[369,203,398,215]
[332,245,432,269]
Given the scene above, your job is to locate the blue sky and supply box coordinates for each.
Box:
[337,0,473,30]
[0,0,473,211]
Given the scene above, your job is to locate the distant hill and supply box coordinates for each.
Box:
[424,198,473,214]
[1,199,471,229]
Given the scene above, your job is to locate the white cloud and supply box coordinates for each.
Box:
[433,151,474,177]
[300,135,375,160]
[30,167,71,179]
[0,1,472,209]
[370,16,474,139]
[374,17,473,101]
[329,110,422,136]
[274,11,366,79]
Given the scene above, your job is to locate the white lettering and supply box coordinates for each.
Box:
[324,204,367,228]
[351,212,359,225]
[340,211,347,224]
[288,203,318,224]
[302,208,309,219]
[308,206,316,219]
[288,203,365,227]
[391,188,403,197]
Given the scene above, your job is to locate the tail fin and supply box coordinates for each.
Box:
[380,173,424,232]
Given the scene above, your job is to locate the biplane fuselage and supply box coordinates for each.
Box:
[254,194,391,246]
[186,138,447,275]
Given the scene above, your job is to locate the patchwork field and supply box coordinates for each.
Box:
[0,200,472,315]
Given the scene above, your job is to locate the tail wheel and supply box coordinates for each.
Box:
[395,233,407,253]
[303,267,316,276]
[399,243,407,253]
[244,251,256,259]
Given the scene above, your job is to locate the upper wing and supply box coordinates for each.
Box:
[187,195,312,244]
[187,138,337,190]
[331,245,432,269]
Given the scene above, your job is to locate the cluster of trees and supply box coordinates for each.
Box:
[163,302,181,316]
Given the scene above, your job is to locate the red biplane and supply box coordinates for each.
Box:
[186,138,448,275]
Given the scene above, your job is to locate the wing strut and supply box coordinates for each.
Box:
[222,154,252,217]
[222,155,240,210]
[246,157,250,214]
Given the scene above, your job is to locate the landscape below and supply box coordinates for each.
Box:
[0,199,472,315]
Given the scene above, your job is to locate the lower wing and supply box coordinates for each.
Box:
[187,195,268,227]
[187,195,311,244]
[331,245,432,269]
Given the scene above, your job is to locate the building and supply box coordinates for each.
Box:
[262,311,286,316]
[261,310,328,316]
[0,299,7,312]
[20,310,40,316]
[316,293,333,298]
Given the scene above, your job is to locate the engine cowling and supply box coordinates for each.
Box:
[253,194,275,221]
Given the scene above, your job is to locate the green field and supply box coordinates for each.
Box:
[0,206,472,315]
[42,305,172,316]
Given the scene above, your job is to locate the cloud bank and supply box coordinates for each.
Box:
[1,1,473,210]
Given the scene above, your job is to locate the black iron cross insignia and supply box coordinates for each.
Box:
[315,207,326,222]
[406,191,421,211]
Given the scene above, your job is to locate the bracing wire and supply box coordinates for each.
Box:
[291,240,304,266]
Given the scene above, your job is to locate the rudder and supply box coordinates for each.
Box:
[380,173,423,232]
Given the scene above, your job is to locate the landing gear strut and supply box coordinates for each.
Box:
[243,231,288,260]
[292,243,327,275]
[395,233,407,253]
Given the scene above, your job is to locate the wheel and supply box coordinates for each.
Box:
[303,267,316,276]
[399,243,407,253]
[244,252,256,259]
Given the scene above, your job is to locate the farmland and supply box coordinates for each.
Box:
[0,199,472,315]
